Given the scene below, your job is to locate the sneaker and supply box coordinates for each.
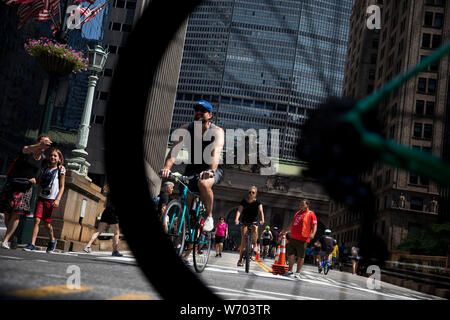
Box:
[83,246,92,253]
[219,253,222,258]
[203,216,214,232]
[46,240,56,253]
[112,250,123,257]
[283,271,294,277]
[293,272,302,279]
[23,244,36,251]
[182,258,192,267]
[1,242,10,249]
[237,260,243,267]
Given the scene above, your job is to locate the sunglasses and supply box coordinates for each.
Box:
[194,106,209,113]
[248,191,255,194]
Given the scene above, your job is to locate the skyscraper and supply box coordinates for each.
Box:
[171,0,354,161]
[331,0,450,251]
[86,0,188,193]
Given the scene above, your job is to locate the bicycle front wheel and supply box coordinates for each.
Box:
[193,230,211,273]
[161,200,186,257]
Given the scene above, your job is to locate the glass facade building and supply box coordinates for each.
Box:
[172,0,354,160]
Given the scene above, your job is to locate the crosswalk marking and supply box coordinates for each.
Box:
[96,256,136,263]
[8,284,93,298]
[205,267,238,274]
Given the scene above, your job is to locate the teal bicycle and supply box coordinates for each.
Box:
[161,172,212,273]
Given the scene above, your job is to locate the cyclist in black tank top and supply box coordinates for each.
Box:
[160,100,225,236]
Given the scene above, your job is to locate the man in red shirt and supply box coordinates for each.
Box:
[281,199,318,277]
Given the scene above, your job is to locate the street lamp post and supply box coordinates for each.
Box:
[67,45,108,180]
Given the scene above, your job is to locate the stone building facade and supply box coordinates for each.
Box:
[330,0,450,251]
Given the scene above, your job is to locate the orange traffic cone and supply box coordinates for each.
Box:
[254,243,261,262]
[271,236,289,275]
[274,245,280,264]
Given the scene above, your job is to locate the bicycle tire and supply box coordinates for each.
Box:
[162,200,186,257]
[193,230,211,273]
[245,232,252,273]
[324,261,330,275]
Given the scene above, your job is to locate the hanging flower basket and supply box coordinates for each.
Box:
[24,37,88,76]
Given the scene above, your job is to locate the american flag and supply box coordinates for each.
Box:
[82,2,105,23]
[71,0,95,4]
[71,1,108,28]
[17,0,60,30]
[4,0,37,5]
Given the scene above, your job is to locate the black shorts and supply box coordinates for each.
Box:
[215,235,225,243]
[100,206,119,225]
[262,239,271,246]
[183,167,224,193]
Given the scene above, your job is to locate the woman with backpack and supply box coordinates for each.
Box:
[24,148,65,253]
[1,134,52,250]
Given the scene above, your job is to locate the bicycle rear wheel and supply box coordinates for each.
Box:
[161,200,186,256]
[193,230,211,273]
[245,233,252,273]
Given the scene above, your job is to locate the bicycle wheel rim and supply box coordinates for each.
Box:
[193,231,211,273]
[162,200,186,256]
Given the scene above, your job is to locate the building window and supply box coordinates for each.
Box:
[108,45,118,54]
[409,173,419,184]
[418,78,427,93]
[116,0,125,8]
[410,197,424,211]
[425,101,435,115]
[94,115,105,125]
[427,78,436,94]
[413,122,423,138]
[424,12,433,26]
[432,34,441,48]
[126,1,136,9]
[103,68,113,77]
[122,24,133,32]
[423,123,433,139]
[417,78,437,95]
[99,92,109,101]
[425,0,443,6]
[112,22,121,31]
[422,33,431,47]
[415,100,425,115]
[385,169,391,185]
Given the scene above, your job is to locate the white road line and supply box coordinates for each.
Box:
[205,267,238,274]
[0,255,23,260]
[217,292,284,300]
[96,256,136,262]
[244,287,322,300]
[251,271,297,281]
[33,259,49,263]
[209,286,284,300]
